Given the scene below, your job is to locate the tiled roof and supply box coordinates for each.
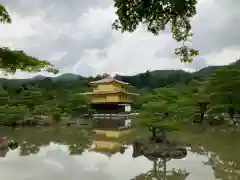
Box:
[82,90,139,96]
[83,90,122,95]
[82,90,139,95]
[90,76,129,85]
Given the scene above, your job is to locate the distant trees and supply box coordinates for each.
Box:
[0,105,28,126]
[0,86,9,105]
[190,64,240,123]
[137,62,240,126]
[207,65,240,120]
[0,77,93,125]
[18,87,44,114]
[64,93,91,118]
[119,70,193,90]
[0,55,238,127]
[136,87,194,118]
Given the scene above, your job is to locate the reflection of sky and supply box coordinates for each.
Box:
[0,143,215,180]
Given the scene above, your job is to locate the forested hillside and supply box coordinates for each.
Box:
[135,60,240,127]
[0,59,239,126]
[1,60,234,91]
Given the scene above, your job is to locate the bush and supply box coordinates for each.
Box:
[193,113,201,123]
[52,113,61,123]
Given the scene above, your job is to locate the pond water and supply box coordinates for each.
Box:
[0,126,239,180]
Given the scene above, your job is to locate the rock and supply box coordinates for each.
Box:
[132,137,187,160]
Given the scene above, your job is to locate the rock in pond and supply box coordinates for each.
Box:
[132,137,187,160]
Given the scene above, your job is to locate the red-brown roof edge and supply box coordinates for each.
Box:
[89,76,129,85]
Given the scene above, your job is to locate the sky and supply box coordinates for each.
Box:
[0,0,240,79]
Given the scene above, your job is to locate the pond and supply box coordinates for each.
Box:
[0,126,239,180]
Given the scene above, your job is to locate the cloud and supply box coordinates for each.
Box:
[0,0,112,21]
[192,0,240,54]
[0,0,240,78]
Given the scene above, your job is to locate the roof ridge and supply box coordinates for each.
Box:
[90,76,129,85]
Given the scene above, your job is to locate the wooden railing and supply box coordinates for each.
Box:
[91,99,132,103]
[90,113,138,120]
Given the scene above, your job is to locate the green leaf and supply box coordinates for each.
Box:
[113,0,198,62]
[0,4,11,24]
[0,47,59,74]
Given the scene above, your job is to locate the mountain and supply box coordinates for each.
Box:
[115,70,192,90]
[192,66,222,77]
[0,59,239,91]
[53,73,83,81]
[32,75,46,80]
[231,59,240,65]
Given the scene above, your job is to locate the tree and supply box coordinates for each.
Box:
[0,105,28,126]
[0,4,58,74]
[139,70,152,89]
[139,88,189,141]
[12,86,45,114]
[190,80,210,123]
[65,93,91,118]
[0,88,9,123]
[141,113,180,143]
[207,66,240,120]
[0,86,9,105]
[51,107,62,123]
[137,87,193,118]
[113,0,199,62]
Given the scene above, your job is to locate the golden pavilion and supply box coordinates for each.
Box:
[84,76,139,138]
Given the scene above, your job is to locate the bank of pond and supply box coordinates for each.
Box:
[0,112,239,128]
[0,125,239,180]
[0,115,91,127]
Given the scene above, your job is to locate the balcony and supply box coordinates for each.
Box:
[91,99,132,103]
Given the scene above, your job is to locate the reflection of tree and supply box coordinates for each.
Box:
[205,153,240,180]
[68,144,85,155]
[131,136,189,180]
[0,148,8,157]
[132,157,189,180]
[0,138,19,157]
[188,146,207,156]
[0,127,92,157]
[19,142,40,156]
[171,126,240,180]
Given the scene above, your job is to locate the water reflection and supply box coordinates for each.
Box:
[0,148,8,157]
[131,138,189,180]
[132,158,189,180]
[0,127,239,180]
[205,152,240,180]
[0,127,92,157]
[90,134,129,157]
